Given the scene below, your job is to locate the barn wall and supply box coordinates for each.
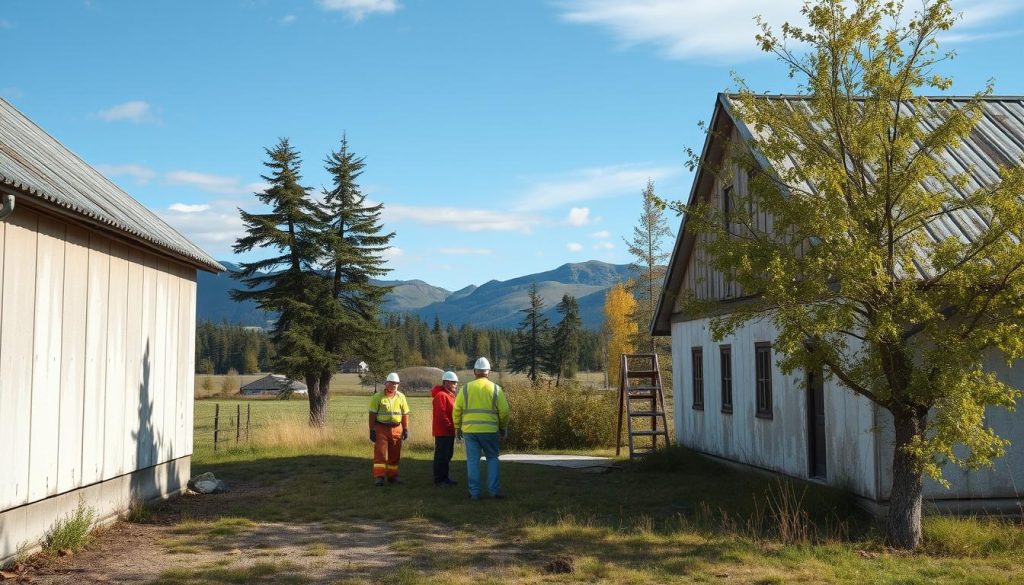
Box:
[0,206,197,560]
[670,316,880,500]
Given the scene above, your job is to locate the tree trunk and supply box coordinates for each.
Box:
[306,373,329,427]
[886,407,928,549]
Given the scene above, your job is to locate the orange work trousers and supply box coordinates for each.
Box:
[373,423,403,479]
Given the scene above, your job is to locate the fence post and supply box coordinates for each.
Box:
[213,403,220,452]
[236,404,242,443]
[246,403,251,441]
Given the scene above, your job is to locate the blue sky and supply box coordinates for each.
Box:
[3,0,1024,290]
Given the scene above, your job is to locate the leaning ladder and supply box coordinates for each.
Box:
[615,353,670,459]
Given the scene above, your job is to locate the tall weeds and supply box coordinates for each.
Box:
[503,380,618,450]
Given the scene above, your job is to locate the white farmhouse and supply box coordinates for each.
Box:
[653,93,1024,512]
[0,98,223,562]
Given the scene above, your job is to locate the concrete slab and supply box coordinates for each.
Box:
[501,454,618,472]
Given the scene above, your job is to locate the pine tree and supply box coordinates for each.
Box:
[626,179,674,355]
[548,294,582,386]
[232,138,336,425]
[509,283,551,385]
[320,134,396,387]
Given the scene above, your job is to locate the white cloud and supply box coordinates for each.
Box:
[318,0,399,20]
[384,203,539,233]
[594,241,615,250]
[567,242,584,253]
[439,247,494,255]
[95,100,158,124]
[168,203,211,213]
[281,14,297,24]
[516,164,679,211]
[96,163,158,184]
[558,0,1024,62]
[159,199,245,255]
[166,171,267,195]
[564,207,592,226]
[590,230,610,239]
[383,246,405,258]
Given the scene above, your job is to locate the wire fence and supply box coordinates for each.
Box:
[193,403,254,451]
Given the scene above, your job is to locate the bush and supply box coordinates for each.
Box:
[221,368,240,395]
[44,498,96,553]
[504,380,618,450]
[397,366,443,391]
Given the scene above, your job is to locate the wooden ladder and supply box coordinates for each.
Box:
[616,353,670,459]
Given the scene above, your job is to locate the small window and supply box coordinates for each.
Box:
[691,347,704,410]
[755,342,773,419]
[720,345,733,414]
[722,184,733,231]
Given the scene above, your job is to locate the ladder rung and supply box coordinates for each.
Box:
[626,370,657,377]
[629,411,662,417]
[630,430,669,437]
[627,385,660,392]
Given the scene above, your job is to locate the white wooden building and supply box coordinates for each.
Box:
[0,98,223,562]
[652,94,1024,510]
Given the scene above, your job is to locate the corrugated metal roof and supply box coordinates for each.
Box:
[652,94,1024,334]
[732,94,1024,279]
[241,374,308,392]
[0,98,223,272]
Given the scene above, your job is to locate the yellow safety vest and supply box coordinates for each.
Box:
[453,378,509,434]
[369,391,409,425]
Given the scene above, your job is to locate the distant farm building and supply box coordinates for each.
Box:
[0,98,223,563]
[339,358,369,374]
[240,374,308,396]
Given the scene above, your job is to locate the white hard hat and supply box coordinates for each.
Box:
[442,371,459,382]
[386,372,400,383]
[474,357,491,371]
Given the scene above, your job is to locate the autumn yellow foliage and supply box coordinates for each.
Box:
[603,281,637,388]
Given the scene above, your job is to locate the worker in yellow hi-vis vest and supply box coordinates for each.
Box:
[453,357,510,500]
[368,372,410,486]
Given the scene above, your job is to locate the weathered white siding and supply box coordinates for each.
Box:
[0,207,197,515]
[670,316,881,500]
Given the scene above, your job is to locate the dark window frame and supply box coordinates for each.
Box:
[720,345,733,414]
[722,184,733,231]
[691,347,704,410]
[755,342,773,419]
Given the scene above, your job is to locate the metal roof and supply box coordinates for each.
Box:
[652,93,1024,334]
[0,98,223,272]
[241,374,308,392]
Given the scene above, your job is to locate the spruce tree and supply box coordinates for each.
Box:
[626,179,674,354]
[320,134,396,386]
[548,294,582,386]
[509,283,551,385]
[232,138,336,425]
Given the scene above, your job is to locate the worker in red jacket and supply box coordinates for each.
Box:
[431,371,459,486]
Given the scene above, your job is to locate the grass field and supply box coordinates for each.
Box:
[172,397,1024,584]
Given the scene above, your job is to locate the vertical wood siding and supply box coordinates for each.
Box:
[671,316,881,500]
[0,207,198,513]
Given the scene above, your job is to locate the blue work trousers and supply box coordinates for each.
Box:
[464,432,501,497]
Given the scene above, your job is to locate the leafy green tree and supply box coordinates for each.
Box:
[672,0,1024,548]
[548,294,583,386]
[510,283,551,384]
[232,138,336,425]
[320,135,396,388]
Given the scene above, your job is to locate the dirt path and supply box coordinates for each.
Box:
[12,480,456,584]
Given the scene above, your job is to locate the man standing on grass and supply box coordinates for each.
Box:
[368,372,410,487]
[453,357,509,500]
[431,371,460,486]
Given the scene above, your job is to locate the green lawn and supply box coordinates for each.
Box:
[171,399,1024,584]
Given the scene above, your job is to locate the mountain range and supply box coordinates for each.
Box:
[197,260,635,330]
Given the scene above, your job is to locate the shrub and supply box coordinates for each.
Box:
[504,380,618,450]
[397,366,443,391]
[44,498,96,553]
[221,368,240,396]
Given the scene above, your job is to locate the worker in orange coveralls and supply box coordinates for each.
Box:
[368,372,410,486]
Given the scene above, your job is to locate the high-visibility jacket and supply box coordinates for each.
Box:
[369,390,410,425]
[453,377,509,434]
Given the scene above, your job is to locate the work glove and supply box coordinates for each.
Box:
[401,429,409,441]
[369,429,377,443]
[456,429,463,441]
